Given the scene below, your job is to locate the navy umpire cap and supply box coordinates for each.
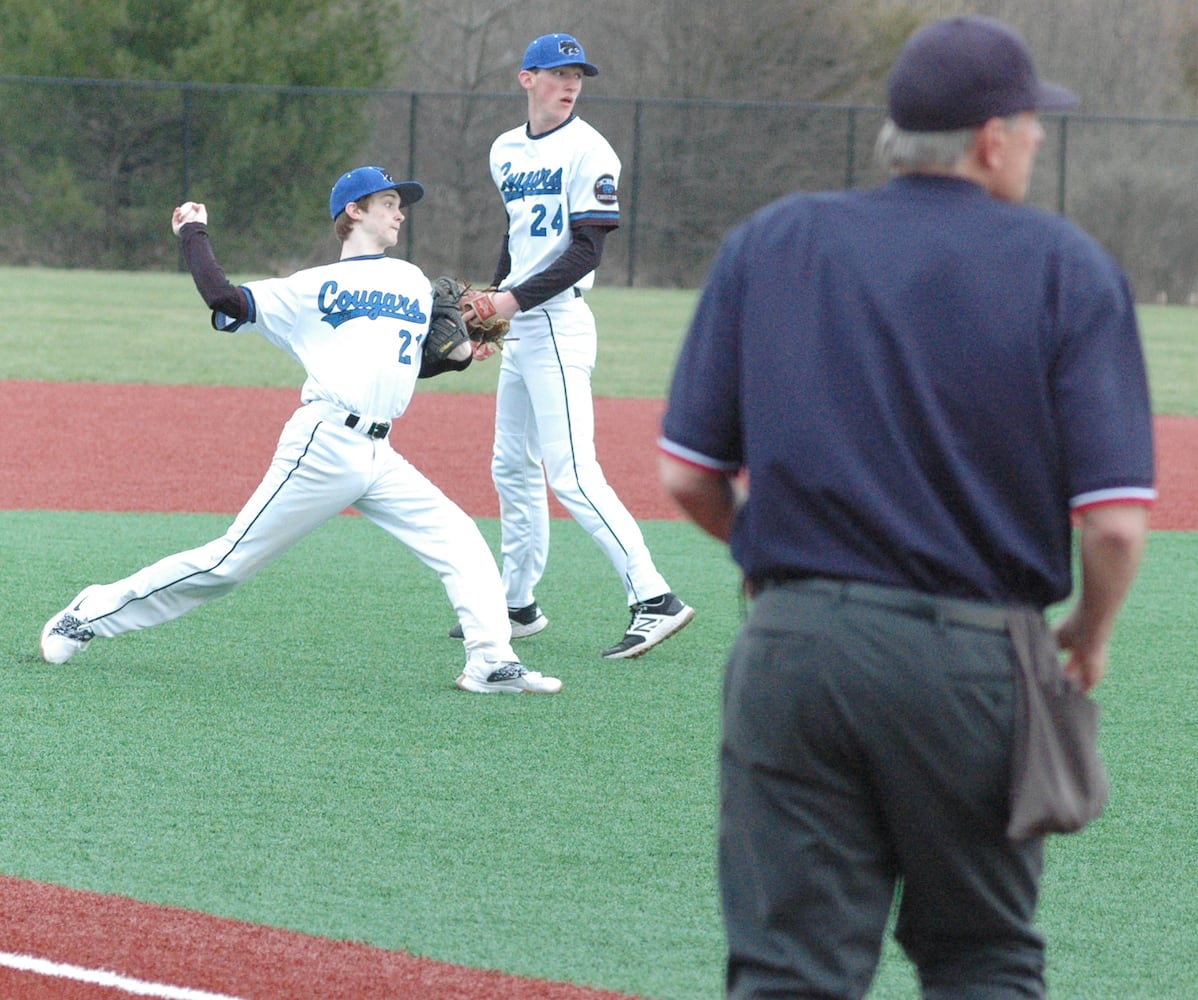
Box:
[522,33,598,76]
[329,166,424,220]
[887,15,1077,132]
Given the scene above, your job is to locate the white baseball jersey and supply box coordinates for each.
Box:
[489,115,620,290]
[218,254,431,420]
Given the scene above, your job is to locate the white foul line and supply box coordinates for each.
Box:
[0,950,250,1000]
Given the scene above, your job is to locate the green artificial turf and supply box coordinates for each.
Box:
[5,511,1198,998]
[4,512,740,999]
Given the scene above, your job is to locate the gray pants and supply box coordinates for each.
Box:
[720,579,1046,999]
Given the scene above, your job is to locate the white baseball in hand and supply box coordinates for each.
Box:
[173,201,207,231]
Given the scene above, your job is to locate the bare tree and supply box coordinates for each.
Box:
[874,0,1193,115]
[395,0,665,95]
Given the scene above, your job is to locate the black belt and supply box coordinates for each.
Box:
[344,414,391,439]
[755,576,1025,633]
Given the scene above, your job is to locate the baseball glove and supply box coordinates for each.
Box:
[425,276,472,364]
[458,283,510,347]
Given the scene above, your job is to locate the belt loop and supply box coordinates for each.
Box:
[573,287,583,298]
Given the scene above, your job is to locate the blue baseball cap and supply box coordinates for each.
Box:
[329,166,424,220]
[887,16,1077,132]
[521,33,598,76]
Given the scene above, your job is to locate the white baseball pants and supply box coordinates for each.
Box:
[492,292,669,608]
[72,402,517,666]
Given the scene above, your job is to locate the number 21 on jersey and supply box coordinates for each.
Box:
[398,328,419,365]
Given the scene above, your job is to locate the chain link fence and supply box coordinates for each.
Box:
[3,76,1198,302]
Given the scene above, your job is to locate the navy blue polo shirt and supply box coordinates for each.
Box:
[661,175,1154,607]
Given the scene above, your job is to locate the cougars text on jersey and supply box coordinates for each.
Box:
[317,280,427,329]
[498,165,564,203]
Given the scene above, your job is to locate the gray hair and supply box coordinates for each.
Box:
[875,119,976,172]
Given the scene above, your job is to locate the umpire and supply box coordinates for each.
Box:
[659,15,1154,1000]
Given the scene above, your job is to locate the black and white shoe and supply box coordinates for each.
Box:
[601,593,695,660]
[455,660,562,695]
[40,605,95,664]
[448,602,549,640]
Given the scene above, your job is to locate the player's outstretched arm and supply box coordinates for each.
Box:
[170,203,248,320]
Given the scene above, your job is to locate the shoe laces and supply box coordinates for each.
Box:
[630,594,672,619]
[52,614,94,643]
[643,589,677,607]
[486,662,528,682]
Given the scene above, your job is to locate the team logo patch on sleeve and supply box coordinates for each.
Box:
[595,174,618,205]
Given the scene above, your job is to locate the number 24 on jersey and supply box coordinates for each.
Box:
[530,203,563,237]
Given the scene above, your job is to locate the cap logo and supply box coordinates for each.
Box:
[558,39,582,58]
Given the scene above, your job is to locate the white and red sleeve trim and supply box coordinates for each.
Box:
[657,437,741,475]
[1070,486,1157,513]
